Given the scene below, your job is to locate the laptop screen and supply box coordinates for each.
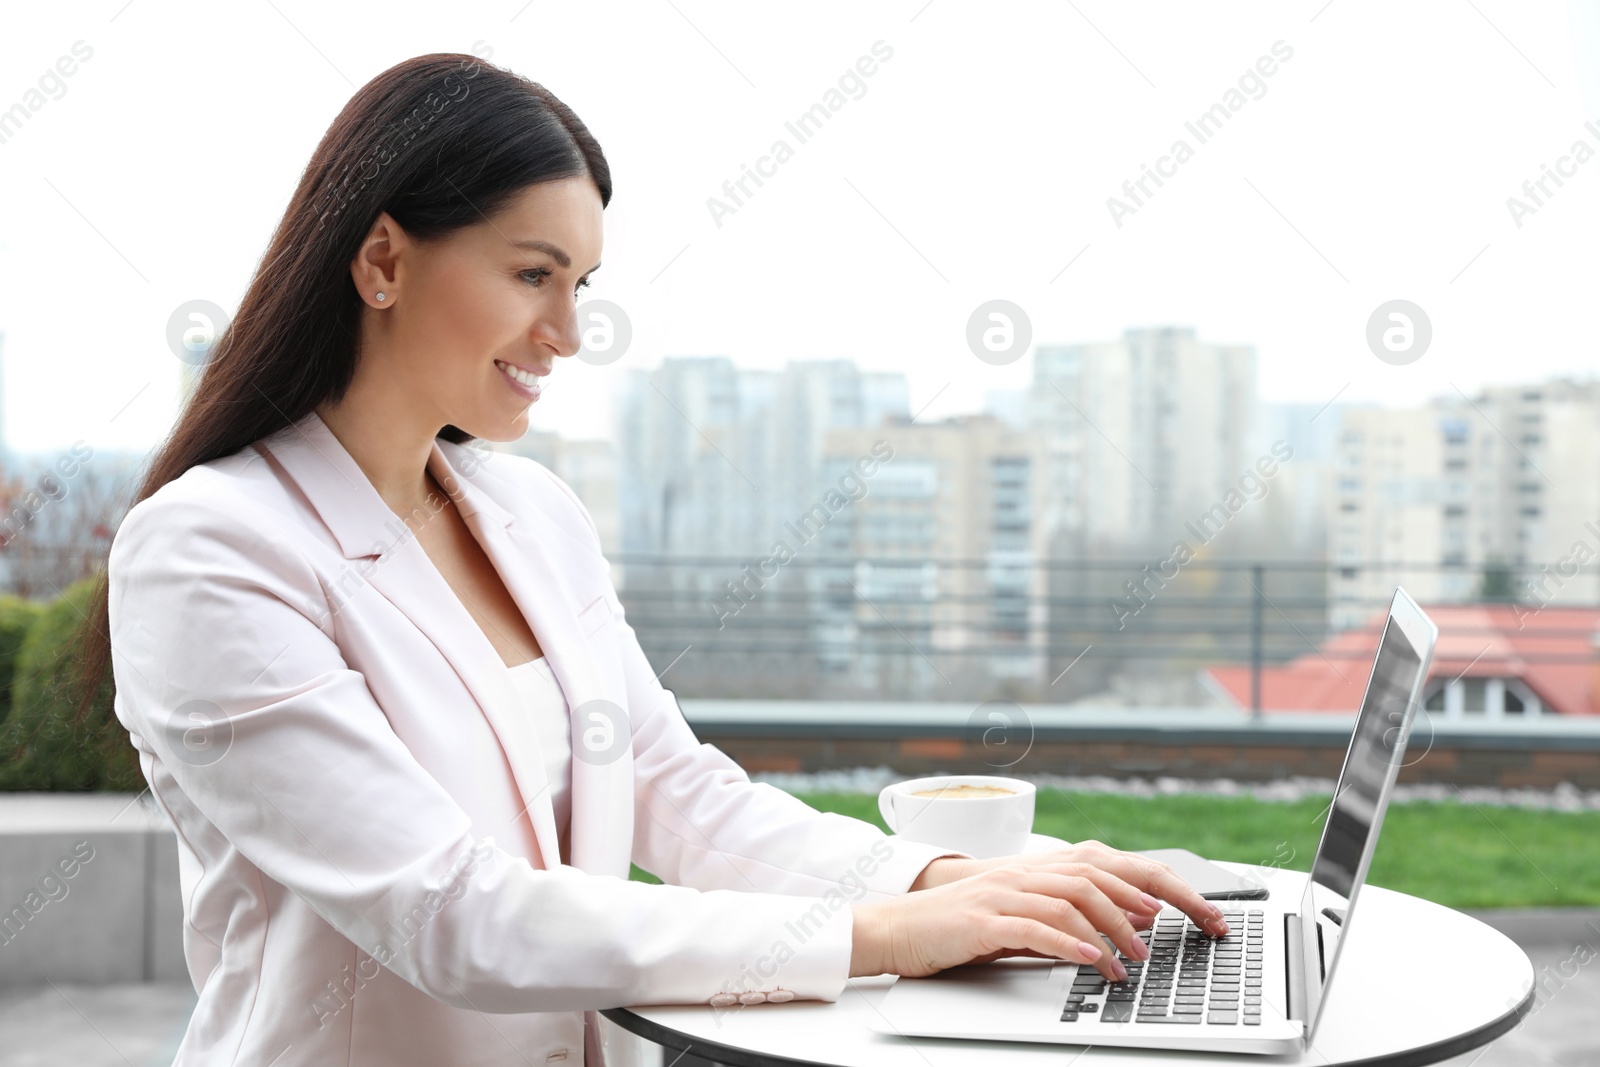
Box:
[1300,592,1434,1035]
[1311,617,1425,897]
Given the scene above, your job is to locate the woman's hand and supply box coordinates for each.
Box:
[852,840,1229,981]
[912,842,1224,929]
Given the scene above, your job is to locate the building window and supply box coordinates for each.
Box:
[1420,677,1542,718]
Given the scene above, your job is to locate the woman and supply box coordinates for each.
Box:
[77,54,1227,1067]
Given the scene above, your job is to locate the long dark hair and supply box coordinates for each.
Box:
[68,52,612,725]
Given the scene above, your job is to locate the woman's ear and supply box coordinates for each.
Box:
[351,210,407,308]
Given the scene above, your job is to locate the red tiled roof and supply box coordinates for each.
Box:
[1204,604,1600,715]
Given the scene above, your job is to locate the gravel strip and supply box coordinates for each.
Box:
[752,766,1600,811]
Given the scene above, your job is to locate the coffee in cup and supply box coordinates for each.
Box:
[878,775,1035,859]
[910,784,1017,799]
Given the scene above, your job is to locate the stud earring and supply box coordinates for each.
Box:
[376,292,386,302]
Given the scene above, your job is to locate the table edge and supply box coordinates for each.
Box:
[600,1006,844,1067]
[1326,978,1534,1067]
[603,981,1535,1067]
[604,868,1540,1067]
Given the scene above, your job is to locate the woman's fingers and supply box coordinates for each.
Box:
[1014,871,1147,969]
[975,910,1110,974]
[1063,864,1157,920]
[1005,863,1160,958]
[970,868,1133,980]
[1075,849,1229,936]
[965,866,1127,979]
[989,890,1126,980]
[1016,843,1228,937]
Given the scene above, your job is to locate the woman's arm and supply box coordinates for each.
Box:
[107,488,877,1007]
[619,611,968,900]
[533,469,970,905]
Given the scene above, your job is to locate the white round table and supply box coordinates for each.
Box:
[604,858,1534,1066]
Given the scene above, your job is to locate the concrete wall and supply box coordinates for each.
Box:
[0,795,186,987]
[709,733,1600,787]
[677,701,1600,789]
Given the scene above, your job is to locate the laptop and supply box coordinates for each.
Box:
[870,587,1438,1055]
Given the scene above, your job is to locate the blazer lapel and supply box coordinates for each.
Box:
[254,412,566,871]
[479,512,635,878]
[255,410,635,880]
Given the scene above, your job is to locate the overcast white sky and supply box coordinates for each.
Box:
[1,0,1598,454]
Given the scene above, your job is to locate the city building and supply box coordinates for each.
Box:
[819,415,1049,693]
[615,357,910,558]
[608,357,914,695]
[768,360,908,522]
[616,356,772,560]
[1258,400,1345,557]
[1327,379,1600,629]
[1028,326,1259,555]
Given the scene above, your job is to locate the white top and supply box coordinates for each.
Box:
[505,656,572,865]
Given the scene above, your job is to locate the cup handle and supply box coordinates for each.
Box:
[878,788,897,833]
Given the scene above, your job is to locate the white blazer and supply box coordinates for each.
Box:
[107,408,961,1067]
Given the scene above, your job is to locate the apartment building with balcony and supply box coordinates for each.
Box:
[1328,379,1600,629]
[819,415,1048,694]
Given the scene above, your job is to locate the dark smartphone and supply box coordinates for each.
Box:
[1135,848,1272,900]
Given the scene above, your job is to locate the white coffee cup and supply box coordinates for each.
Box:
[877,774,1036,859]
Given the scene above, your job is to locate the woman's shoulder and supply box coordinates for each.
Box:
[110,445,308,562]
[113,436,604,565]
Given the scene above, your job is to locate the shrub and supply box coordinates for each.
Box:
[0,595,45,727]
[0,577,135,791]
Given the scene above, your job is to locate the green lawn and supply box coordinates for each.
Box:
[634,789,1600,909]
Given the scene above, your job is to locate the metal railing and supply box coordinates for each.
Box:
[610,555,1598,705]
[6,540,1588,706]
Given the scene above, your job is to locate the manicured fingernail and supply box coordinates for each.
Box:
[1212,918,1231,935]
[1078,940,1103,962]
[1208,904,1224,919]
[1129,937,1151,960]
[1139,893,1163,912]
[1111,958,1128,981]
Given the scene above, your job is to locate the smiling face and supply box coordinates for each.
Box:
[347,176,605,442]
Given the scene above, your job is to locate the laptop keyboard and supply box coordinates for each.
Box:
[1061,908,1265,1026]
